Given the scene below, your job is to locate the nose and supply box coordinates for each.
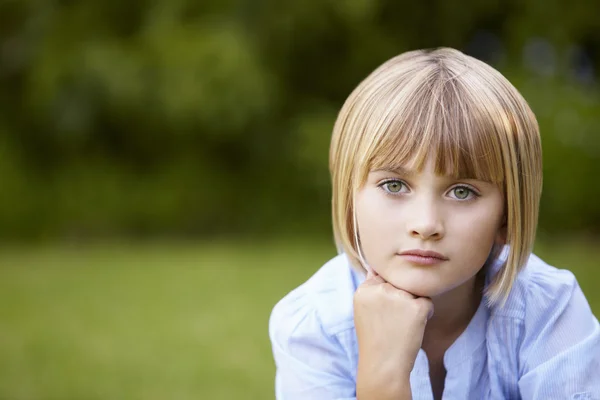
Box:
[407,198,445,240]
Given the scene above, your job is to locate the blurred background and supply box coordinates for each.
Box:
[0,0,599,399]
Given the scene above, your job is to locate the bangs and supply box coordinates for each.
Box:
[364,67,506,184]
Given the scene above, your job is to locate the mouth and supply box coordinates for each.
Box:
[397,249,448,265]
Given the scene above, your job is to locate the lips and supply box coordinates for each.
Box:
[398,249,448,260]
[398,249,448,265]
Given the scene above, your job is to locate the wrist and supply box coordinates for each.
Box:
[356,361,411,400]
[356,379,411,400]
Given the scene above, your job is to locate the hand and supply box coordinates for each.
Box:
[353,269,433,399]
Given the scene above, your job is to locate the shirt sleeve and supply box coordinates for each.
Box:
[518,268,600,399]
[269,292,357,400]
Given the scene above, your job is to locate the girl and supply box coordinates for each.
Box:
[269,48,600,399]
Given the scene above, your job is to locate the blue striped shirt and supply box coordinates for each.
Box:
[269,251,600,399]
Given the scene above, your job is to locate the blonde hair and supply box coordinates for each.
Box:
[329,48,542,305]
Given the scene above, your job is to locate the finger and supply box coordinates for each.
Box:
[383,283,416,298]
[364,276,385,285]
[425,301,434,320]
[414,296,435,320]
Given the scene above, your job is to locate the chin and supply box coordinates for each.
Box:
[406,287,444,298]
[386,277,448,298]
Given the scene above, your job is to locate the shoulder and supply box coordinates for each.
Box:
[496,252,599,364]
[494,252,582,321]
[268,254,360,394]
[496,254,600,395]
[269,253,359,345]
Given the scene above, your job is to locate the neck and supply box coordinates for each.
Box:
[424,275,483,342]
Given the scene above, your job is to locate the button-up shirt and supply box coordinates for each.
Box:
[269,251,600,399]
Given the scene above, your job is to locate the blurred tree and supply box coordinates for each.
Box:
[0,0,598,239]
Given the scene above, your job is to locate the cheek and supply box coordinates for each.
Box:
[459,213,499,239]
[452,207,503,260]
[355,190,396,256]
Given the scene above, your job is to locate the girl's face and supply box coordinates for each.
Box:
[355,157,505,298]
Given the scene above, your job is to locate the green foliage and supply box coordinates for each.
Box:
[0,0,599,239]
[513,73,600,232]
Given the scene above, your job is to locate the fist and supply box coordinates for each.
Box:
[354,269,433,381]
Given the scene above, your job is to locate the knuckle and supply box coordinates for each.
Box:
[354,286,376,304]
[382,282,397,294]
[415,299,432,317]
[353,288,366,302]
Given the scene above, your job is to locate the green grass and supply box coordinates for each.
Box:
[0,238,597,400]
